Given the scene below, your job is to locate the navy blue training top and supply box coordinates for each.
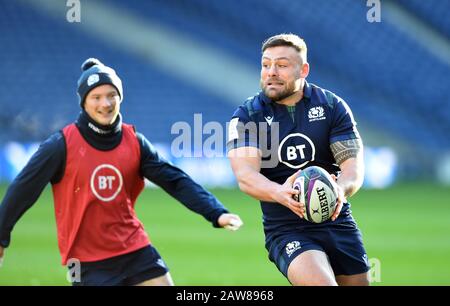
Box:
[227,81,360,235]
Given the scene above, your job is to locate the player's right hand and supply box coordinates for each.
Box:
[272,170,304,218]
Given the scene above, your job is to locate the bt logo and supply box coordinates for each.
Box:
[90,164,123,202]
[286,145,307,161]
[98,176,116,190]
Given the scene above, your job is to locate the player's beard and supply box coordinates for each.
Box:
[260,79,298,102]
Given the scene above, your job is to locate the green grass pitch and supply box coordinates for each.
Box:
[0,183,449,285]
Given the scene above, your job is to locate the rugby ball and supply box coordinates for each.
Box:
[292,166,338,223]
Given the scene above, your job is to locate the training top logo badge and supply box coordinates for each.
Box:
[265,116,274,126]
[87,74,100,86]
[278,133,316,169]
[285,241,301,257]
[308,106,326,122]
[90,164,123,202]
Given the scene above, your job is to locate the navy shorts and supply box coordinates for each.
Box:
[265,219,370,278]
[71,245,169,286]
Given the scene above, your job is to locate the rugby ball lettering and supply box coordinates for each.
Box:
[293,166,338,223]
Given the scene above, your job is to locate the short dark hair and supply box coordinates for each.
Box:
[261,33,307,64]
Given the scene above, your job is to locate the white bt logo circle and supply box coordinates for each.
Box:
[90,164,123,202]
[278,133,315,169]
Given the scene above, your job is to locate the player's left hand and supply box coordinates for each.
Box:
[218,213,243,231]
[330,174,346,221]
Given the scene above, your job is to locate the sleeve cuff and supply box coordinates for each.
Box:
[210,209,229,228]
[226,141,259,154]
[329,134,358,144]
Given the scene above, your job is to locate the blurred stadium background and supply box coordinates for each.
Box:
[0,0,449,285]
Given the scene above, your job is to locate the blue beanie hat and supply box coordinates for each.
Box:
[77,58,123,107]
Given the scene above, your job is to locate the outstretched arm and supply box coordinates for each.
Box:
[137,133,241,229]
[0,132,65,259]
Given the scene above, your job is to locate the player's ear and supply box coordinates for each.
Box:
[300,62,310,78]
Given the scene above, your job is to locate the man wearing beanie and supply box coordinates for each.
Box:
[0,58,243,286]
